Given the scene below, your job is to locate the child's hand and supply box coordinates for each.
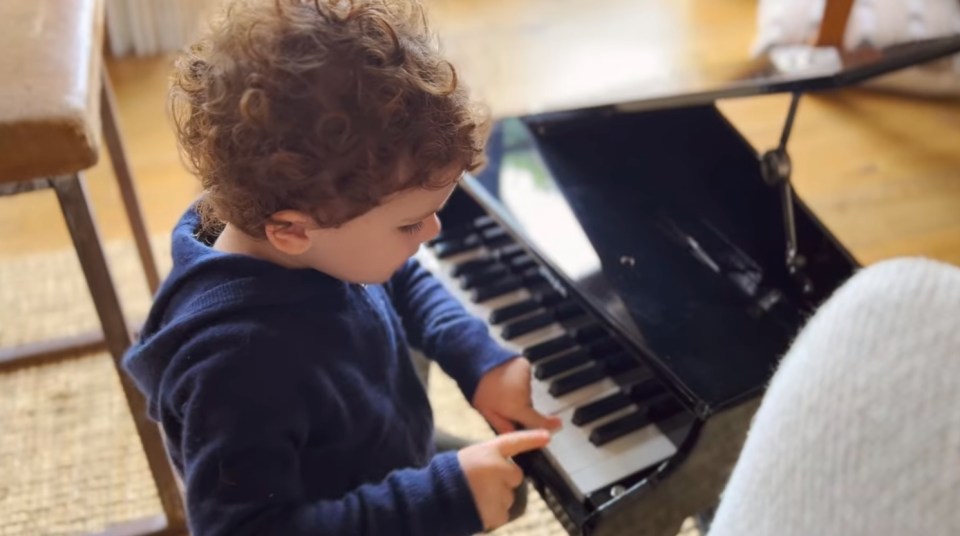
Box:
[458,429,551,530]
[473,357,563,433]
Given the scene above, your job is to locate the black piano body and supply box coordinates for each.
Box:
[419,36,960,535]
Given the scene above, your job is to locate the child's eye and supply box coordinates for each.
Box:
[399,221,424,235]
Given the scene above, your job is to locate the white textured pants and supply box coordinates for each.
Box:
[709,258,960,535]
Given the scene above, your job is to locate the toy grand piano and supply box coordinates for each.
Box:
[416,35,960,535]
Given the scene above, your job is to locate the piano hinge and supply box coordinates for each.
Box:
[759,92,814,295]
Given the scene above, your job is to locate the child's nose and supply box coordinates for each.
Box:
[423,215,442,243]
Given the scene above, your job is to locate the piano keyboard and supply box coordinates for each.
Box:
[418,214,694,500]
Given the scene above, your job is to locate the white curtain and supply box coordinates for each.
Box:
[105,0,220,56]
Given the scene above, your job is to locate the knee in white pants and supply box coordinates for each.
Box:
[709,257,960,536]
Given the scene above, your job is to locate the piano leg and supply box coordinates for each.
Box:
[587,397,761,536]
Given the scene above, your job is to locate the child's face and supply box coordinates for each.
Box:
[298,172,460,284]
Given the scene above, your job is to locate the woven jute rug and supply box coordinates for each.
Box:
[0,236,699,535]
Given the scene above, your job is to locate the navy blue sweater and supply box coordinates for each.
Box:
[123,207,516,536]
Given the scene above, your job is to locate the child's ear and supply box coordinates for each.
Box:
[264,210,314,256]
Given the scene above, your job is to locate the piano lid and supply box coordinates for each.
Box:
[466,109,857,415]
[519,35,960,118]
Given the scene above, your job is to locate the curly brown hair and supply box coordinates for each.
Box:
[170,0,489,237]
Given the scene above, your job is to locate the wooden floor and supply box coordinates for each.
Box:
[1,0,959,266]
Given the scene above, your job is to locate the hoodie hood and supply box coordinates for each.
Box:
[122,205,346,419]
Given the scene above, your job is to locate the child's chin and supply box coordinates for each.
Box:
[348,259,410,285]
[354,271,394,286]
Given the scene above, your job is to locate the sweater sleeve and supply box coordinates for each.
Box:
[169,333,482,536]
[389,258,518,402]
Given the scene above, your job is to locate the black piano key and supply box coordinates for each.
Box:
[472,215,497,229]
[549,363,607,397]
[628,377,667,401]
[572,323,606,344]
[523,335,575,362]
[645,393,684,421]
[429,215,496,246]
[459,264,509,290]
[428,228,466,247]
[584,337,619,358]
[589,409,652,447]
[520,267,547,287]
[534,288,563,307]
[535,339,627,380]
[509,254,536,271]
[450,257,496,277]
[501,311,554,340]
[489,298,539,324]
[534,348,590,379]
[551,299,585,321]
[480,226,507,242]
[434,234,482,259]
[481,227,513,248]
[572,392,632,426]
[602,351,643,376]
[471,276,523,303]
[491,242,525,261]
[450,244,525,279]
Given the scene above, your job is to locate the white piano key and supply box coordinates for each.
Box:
[564,424,676,496]
[438,247,486,269]
[545,405,641,472]
[540,405,676,497]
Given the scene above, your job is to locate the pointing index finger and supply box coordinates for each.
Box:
[495,429,551,458]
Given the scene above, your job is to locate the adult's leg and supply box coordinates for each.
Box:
[709,258,960,535]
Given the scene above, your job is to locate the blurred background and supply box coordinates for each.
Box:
[1,0,958,534]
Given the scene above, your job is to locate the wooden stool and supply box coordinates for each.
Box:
[0,1,185,534]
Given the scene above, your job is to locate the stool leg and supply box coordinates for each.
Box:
[100,70,161,295]
[52,174,186,534]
